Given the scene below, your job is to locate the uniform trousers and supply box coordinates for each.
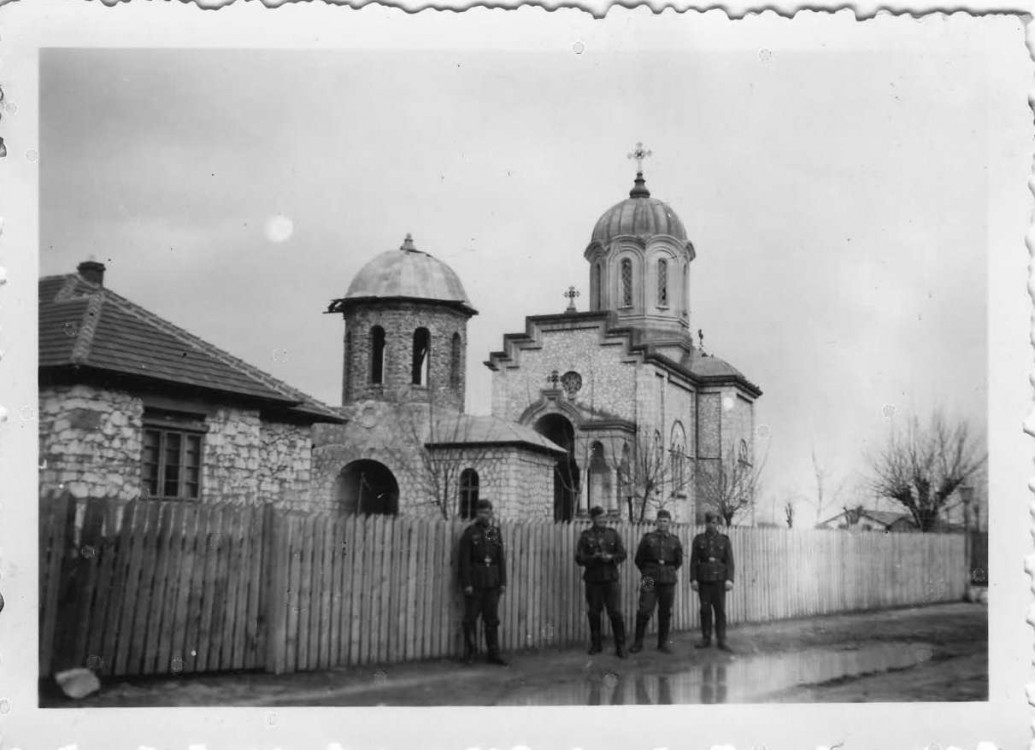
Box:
[637,581,675,620]
[585,580,622,618]
[463,587,501,629]
[697,580,727,642]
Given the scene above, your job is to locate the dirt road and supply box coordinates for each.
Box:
[41,601,986,707]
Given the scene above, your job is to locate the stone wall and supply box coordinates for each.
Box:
[343,302,468,411]
[39,384,144,500]
[40,384,317,509]
[311,401,558,520]
[491,322,638,426]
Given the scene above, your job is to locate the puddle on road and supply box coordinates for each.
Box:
[498,642,935,705]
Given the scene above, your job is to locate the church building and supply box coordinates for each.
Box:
[312,234,565,521]
[486,150,762,524]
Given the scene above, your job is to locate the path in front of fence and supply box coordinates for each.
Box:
[42,601,987,706]
[39,495,968,680]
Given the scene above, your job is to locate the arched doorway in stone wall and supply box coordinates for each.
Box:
[335,459,399,516]
[533,413,579,522]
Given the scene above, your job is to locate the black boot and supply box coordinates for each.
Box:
[462,623,477,665]
[611,615,627,659]
[657,613,672,654]
[628,614,648,654]
[485,626,508,666]
[695,637,712,649]
[587,615,603,655]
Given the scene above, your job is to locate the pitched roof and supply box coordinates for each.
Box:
[817,508,915,528]
[426,414,566,455]
[39,272,342,422]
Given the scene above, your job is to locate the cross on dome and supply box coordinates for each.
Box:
[627,141,653,173]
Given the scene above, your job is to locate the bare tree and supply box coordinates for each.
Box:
[783,501,795,529]
[700,440,767,527]
[383,400,498,520]
[868,411,986,532]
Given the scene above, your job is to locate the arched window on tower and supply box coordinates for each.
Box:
[411,327,430,386]
[592,262,602,310]
[458,468,479,519]
[450,332,462,390]
[657,258,668,307]
[370,326,386,384]
[620,259,633,308]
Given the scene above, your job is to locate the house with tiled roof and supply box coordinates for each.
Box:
[39,260,343,509]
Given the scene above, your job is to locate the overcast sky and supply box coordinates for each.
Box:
[39,14,1012,523]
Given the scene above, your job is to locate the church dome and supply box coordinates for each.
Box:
[344,234,475,313]
[590,173,688,245]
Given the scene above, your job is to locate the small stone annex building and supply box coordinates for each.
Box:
[38,261,345,508]
[487,162,762,524]
[313,234,565,521]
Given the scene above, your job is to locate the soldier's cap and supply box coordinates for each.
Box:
[704,511,722,523]
[656,510,672,520]
[475,499,494,511]
[589,506,605,518]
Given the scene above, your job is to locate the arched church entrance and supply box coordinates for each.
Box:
[335,460,399,516]
[533,414,579,522]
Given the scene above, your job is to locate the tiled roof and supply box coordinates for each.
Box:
[39,273,342,422]
[426,414,566,455]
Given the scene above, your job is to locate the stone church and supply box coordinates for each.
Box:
[315,154,762,524]
[486,160,762,524]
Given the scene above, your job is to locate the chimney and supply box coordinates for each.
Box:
[77,259,105,286]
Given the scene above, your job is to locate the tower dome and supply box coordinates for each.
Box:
[328,234,476,410]
[344,234,475,315]
[583,152,696,337]
[590,173,689,246]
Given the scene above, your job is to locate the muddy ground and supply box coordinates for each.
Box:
[41,601,986,707]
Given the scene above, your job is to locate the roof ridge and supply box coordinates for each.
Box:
[70,293,104,365]
[98,285,337,414]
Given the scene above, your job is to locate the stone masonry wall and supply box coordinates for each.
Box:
[40,384,316,508]
[39,384,144,500]
[491,324,637,425]
[343,303,468,411]
[258,420,314,510]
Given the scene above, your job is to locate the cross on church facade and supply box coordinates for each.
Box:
[564,285,580,312]
[547,370,561,388]
[627,141,653,172]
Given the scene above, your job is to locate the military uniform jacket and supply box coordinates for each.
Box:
[634,530,684,585]
[458,521,507,590]
[575,526,627,583]
[690,531,735,583]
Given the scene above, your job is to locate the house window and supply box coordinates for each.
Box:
[592,262,602,309]
[458,468,479,519]
[141,410,205,500]
[450,332,462,389]
[370,326,386,384]
[620,259,633,307]
[657,259,668,307]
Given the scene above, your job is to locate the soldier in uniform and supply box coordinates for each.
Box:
[690,510,735,652]
[629,509,683,654]
[458,499,508,666]
[575,505,628,658]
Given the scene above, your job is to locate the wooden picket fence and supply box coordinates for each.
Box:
[39,494,968,678]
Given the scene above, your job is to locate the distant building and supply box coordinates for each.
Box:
[38,261,343,509]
